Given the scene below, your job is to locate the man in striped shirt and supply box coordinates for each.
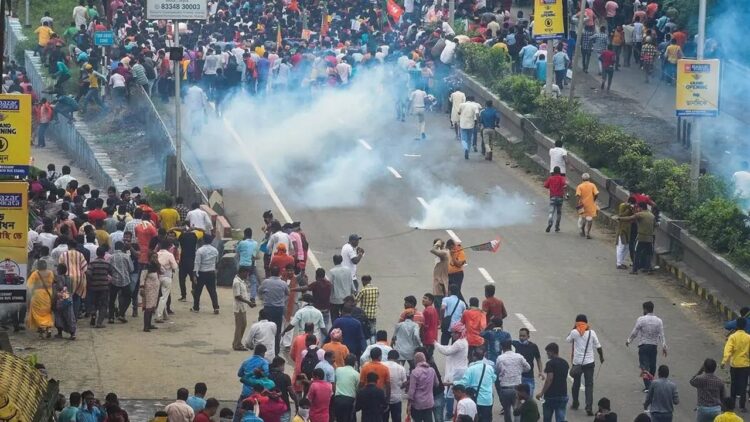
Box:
[59,238,88,318]
[86,247,113,328]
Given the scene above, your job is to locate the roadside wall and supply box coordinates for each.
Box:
[458,70,750,319]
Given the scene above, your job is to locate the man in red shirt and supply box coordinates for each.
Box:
[37,98,54,147]
[600,44,617,91]
[481,284,507,321]
[422,293,439,358]
[193,398,219,422]
[543,166,567,232]
[86,198,107,224]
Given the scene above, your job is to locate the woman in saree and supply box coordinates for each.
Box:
[26,260,55,338]
[53,263,77,340]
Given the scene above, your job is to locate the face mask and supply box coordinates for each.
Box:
[519,339,529,344]
[298,408,310,418]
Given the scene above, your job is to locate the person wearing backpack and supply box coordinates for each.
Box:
[299,334,325,381]
[143,52,157,96]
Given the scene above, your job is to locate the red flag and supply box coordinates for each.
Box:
[288,0,299,12]
[464,237,502,253]
[386,0,404,21]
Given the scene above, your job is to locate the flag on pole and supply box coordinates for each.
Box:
[289,0,300,12]
[463,237,502,253]
[276,25,282,50]
[321,13,330,37]
[386,0,404,22]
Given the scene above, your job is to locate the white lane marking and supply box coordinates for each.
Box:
[446,230,462,243]
[416,197,429,209]
[358,139,373,150]
[515,313,537,332]
[403,154,421,157]
[477,267,495,284]
[223,117,320,269]
[387,166,403,179]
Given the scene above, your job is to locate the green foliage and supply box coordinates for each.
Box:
[456,43,510,85]
[14,38,36,64]
[493,75,541,114]
[143,187,173,211]
[535,96,581,136]
[689,198,750,253]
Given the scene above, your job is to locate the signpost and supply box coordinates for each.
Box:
[93,30,114,46]
[0,182,28,304]
[0,95,31,177]
[146,0,208,20]
[675,59,720,117]
[533,0,565,40]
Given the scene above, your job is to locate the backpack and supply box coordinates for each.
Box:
[300,347,320,379]
[143,61,156,80]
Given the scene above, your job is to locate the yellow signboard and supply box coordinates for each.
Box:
[676,59,720,117]
[534,0,565,40]
[0,94,31,177]
[0,182,27,303]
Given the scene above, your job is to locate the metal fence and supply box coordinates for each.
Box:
[4,16,26,62]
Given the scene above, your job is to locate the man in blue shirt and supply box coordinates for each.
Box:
[481,317,512,363]
[76,392,104,422]
[237,345,270,399]
[519,43,539,77]
[479,100,500,161]
[330,305,367,357]
[440,284,467,345]
[460,348,497,421]
[186,382,208,412]
[236,228,259,305]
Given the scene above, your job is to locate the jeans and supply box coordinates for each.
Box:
[108,284,130,319]
[521,376,535,395]
[444,395,454,419]
[638,344,658,388]
[571,362,595,410]
[542,396,568,422]
[476,405,492,422]
[280,411,291,422]
[37,122,49,147]
[448,272,464,302]
[432,392,444,422]
[634,241,654,272]
[460,128,473,152]
[410,407,433,422]
[650,412,673,422]
[548,197,563,229]
[601,68,614,90]
[497,385,517,422]
[264,306,284,355]
[384,401,402,422]
[730,366,750,410]
[129,272,140,312]
[89,290,109,326]
[333,395,355,422]
[582,49,593,72]
[554,69,566,87]
[193,271,219,311]
[623,44,633,66]
[696,405,721,422]
[81,87,106,113]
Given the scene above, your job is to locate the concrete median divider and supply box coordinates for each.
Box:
[457,70,750,320]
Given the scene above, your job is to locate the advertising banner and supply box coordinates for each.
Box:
[676,59,720,117]
[0,94,31,177]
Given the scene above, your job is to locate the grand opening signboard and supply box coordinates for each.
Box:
[0,94,31,177]
[676,59,720,117]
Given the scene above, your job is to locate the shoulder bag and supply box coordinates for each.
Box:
[569,331,591,378]
[441,298,461,333]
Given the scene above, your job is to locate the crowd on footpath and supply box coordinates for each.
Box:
[9,162,750,422]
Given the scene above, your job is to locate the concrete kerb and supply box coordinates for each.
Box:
[456,69,750,321]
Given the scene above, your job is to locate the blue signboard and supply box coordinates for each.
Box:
[94,31,114,46]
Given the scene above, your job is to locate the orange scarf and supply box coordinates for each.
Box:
[575,321,589,336]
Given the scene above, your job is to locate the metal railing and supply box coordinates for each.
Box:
[4,16,27,61]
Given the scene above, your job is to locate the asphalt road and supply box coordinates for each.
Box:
[219,103,729,421]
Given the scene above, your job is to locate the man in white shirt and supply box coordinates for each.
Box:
[549,140,569,175]
[457,96,481,159]
[336,59,352,84]
[72,1,88,28]
[341,234,364,292]
[384,349,408,418]
[186,202,213,232]
[54,166,76,190]
[243,308,278,360]
[233,268,253,351]
[453,385,478,419]
[283,294,326,343]
[565,314,604,415]
[165,388,195,422]
[409,86,428,140]
[267,221,293,255]
[202,48,220,96]
[496,340,531,422]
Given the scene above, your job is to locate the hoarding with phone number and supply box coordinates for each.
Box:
[146,0,208,20]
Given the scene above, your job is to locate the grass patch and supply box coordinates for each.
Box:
[15,0,79,39]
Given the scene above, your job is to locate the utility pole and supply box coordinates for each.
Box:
[448,0,454,27]
[690,0,706,190]
[24,0,29,27]
[568,0,586,99]
[174,21,182,196]
[546,40,555,96]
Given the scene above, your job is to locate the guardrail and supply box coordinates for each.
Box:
[458,70,750,319]
[4,16,26,62]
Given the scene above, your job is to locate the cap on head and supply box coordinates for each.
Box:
[348,234,362,242]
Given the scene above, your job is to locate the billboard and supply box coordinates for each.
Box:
[0,182,27,304]
[676,59,720,117]
[0,95,31,177]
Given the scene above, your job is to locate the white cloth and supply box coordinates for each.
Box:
[495,351,531,387]
[457,101,480,129]
[616,237,629,267]
[243,320,277,360]
[384,360,407,403]
[155,275,172,319]
[157,249,178,278]
[336,62,352,84]
[290,305,326,332]
[38,232,58,251]
[409,89,427,109]
[186,208,213,231]
[203,54,220,75]
[456,398,477,418]
[440,40,457,64]
[27,230,39,253]
[267,231,292,255]
[109,73,126,88]
[233,276,250,313]
[450,91,466,123]
[341,243,358,281]
[549,147,568,174]
[733,171,750,200]
[565,329,601,365]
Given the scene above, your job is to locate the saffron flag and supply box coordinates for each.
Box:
[321,14,330,37]
[386,0,404,21]
[288,0,299,12]
[276,25,282,49]
[464,238,502,253]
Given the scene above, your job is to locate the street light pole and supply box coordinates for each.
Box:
[568,0,586,100]
[690,0,706,190]
[174,21,182,197]
[448,0,455,27]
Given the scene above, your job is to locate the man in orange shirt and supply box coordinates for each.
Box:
[37,99,54,147]
[399,295,424,327]
[446,239,466,302]
[359,347,391,399]
[322,328,350,368]
[461,297,487,357]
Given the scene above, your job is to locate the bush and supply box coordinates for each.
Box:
[534,96,581,136]
[492,75,541,114]
[689,198,750,253]
[456,43,510,84]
